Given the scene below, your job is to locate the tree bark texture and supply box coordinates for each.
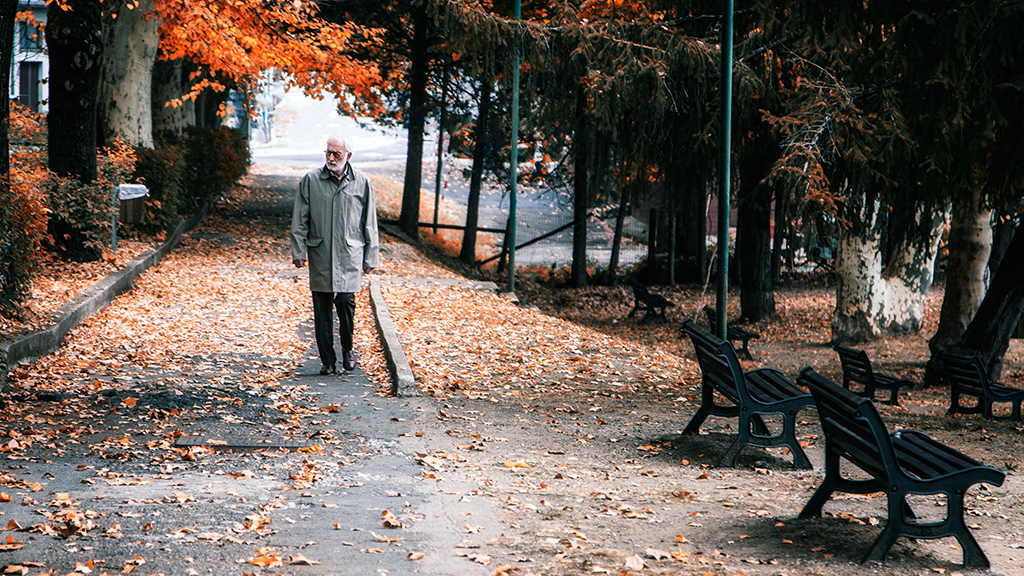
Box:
[987,209,1017,278]
[46,0,103,181]
[459,80,491,265]
[398,6,430,241]
[0,0,16,179]
[832,199,946,344]
[948,224,1024,379]
[739,185,775,321]
[927,194,993,355]
[609,185,628,278]
[678,185,707,282]
[570,85,589,288]
[152,59,195,135]
[97,0,159,148]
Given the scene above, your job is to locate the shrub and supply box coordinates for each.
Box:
[132,144,184,233]
[1,104,49,316]
[43,140,136,262]
[176,127,250,214]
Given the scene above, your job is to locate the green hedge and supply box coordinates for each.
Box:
[136,127,250,229]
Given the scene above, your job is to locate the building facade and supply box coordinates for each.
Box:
[9,0,48,115]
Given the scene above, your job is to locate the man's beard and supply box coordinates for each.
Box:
[329,160,347,175]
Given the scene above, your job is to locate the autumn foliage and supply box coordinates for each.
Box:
[154,0,385,116]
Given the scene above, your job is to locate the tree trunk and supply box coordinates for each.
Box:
[939,224,1024,380]
[832,199,946,343]
[987,208,1016,278]
[608,185,628,279]
[152,59,195,136]
[97,0,159,148]
[459,80,491,265]
[924,193,992,386]
[771,191,787,284]
[668,207,677,286]
[398,6,430,241]
[0,0,16,180]
[739,185,775,321]
[46,0,103,182]
[570,85,589,288]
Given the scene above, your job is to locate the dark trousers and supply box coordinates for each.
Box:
[312,291,355,367]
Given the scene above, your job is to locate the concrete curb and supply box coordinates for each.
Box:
[0,200,215,391]
[368,277,417,397]
[367,277,501,397]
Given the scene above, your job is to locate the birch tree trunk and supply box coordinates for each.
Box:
[832,198,946,343]
[97,0,159,148]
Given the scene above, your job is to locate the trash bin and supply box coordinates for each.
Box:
[118,184,149,224]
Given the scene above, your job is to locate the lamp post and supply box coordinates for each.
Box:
[507,0,521,294]
[715,0,734,340]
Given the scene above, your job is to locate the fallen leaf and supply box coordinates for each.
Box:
[624,554,646,570]
[288,553,320,565]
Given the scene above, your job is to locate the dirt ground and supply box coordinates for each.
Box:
[3,173,1024,576]
[378,269,1024,576]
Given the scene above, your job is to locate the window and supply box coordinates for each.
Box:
[18,22,43,52]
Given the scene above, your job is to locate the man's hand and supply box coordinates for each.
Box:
[293,259,306,268]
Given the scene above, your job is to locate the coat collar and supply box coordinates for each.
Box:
[319,164,351,182]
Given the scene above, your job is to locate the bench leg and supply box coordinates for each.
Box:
[738,341,753,360]
[799,455,838,518]
[681,405,712,436]
[884,387,901,406]
[782,412,812,470]
[866,491,990,569]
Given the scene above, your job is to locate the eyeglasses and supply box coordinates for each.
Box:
[325,150,347,159]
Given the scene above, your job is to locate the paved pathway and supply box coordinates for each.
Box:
[0,176,502,575]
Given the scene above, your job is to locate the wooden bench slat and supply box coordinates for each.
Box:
[833,344,912,405]
[798,367,1005,568]
[702,305,759,359]
[941,351,1024,421]
[626,279,674,324]
[680,320,812,469]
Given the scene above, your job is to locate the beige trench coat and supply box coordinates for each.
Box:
[290,165,379,293]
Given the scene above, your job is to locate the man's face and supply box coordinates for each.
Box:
[325,144,351,173]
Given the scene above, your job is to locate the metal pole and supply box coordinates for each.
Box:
[507,0,521,294]
[715,0,734,340]
[111,186,118,253]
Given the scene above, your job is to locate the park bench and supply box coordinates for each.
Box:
[626,279,674,324]
[940,350,1024,421]
[680,319,813,469]
[702,305,759,359]
[796,367,1005,568]
[833,344,913,406]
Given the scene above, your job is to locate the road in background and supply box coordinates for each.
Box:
[251,89,647,269]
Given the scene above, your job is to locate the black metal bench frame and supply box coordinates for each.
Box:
[833,344,913,406]
[941,350,1024,421]
[680,319,813,469]
[626,279,674,324]
[702,305,759,359]
[797,367,1005,568]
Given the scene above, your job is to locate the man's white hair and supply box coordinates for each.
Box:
[326,135,354,154]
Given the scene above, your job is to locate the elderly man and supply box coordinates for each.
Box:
[290,136,379,374]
